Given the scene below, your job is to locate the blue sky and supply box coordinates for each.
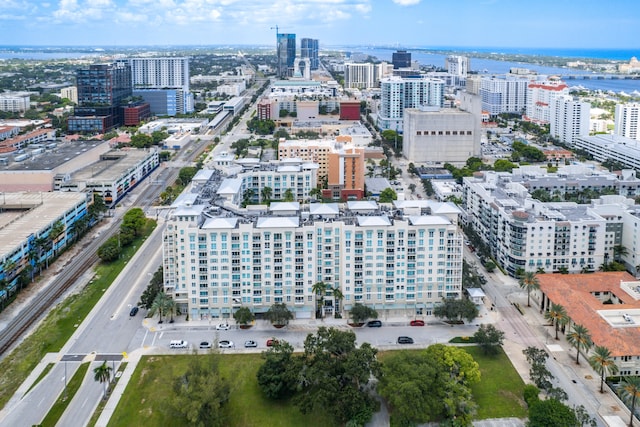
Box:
[1,0,639,49]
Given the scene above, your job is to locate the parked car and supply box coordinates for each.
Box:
[218,340,234,348]
[397,336,414,344]
[366,320,382,327]
[410,320,425,327]
[199,341,212,349]
[244,340,258,348]
[266,338,279,347]
[216,323,230,330]
[170,340,188,349]
[129,306,139,316]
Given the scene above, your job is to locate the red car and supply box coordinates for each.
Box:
[266,338,279,347]
[410,320,425,327]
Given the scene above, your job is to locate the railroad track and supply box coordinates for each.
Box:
[0,139,208,358]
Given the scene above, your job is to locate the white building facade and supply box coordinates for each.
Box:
[480,75,530,116]
[615,103,640,141]
[550,95,590,144]
[119,57,194,114]
[162,200,463,320]
[378,76,445,132]
[525,80,569,124]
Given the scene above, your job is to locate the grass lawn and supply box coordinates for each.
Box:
[0,220,156,410]
[463,346,528,419]
[108,354,333,427]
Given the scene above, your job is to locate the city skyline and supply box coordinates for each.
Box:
[2,0,639,49]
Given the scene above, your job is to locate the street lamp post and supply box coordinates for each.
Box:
[64,360,67,400]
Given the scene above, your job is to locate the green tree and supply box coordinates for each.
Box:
[545,303,569,340]
[484,260,496,273]
[311,281,329,319]
[93,361,113,400]
[283,188,294,202]
[566,323,592,365]
[589,345,619,393]
[519,271,540,307]
[139,265,163,309]
[121,207,146,237]
[493,158,516,172]
[130,133,153,148]
[523,346,554,392]
[265,302,293,327]
[379,187,398,203]
[256,340,298,399]
[350,303,378,324]
[621,376,640,427]
[331,286,344,318]
[178,166,198,186]
[260,186,272,203]
[171,352,230,427]
[473,324,505,355]
[294,327,380,426]
[97,236,121,262]
[233,306,255,326]
[433,298,479,323]
[528,398,577,427]
[150,130,169,145]
[149,292,170,323]
[378,344,480,426]
[614,244,629,262]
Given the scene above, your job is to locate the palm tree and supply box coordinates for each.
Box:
[311,281,329,319]
[283,188,294,202]
[261,186,272,204]
[614,244,629,263]
[518,271,540,307]
[331,286,344,318]
[545,303,568,340]
[93,361,113,400]
[589,345,619,393]
[566,323,592,365]
[149,292,169,323]
[164,297,177,323]
[50,220,66,255]
[620,376,640,427]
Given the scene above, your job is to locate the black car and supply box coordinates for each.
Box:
[129,306,139,316]
[397,336,414,344]
[366,320,382,327]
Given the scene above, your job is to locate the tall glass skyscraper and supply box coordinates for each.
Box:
[301,38,319,70]
[277,33,296,78]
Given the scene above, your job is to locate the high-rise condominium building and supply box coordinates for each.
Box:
[550,95,590,145]
[118,57,193,115]
[615,103,640,141]
[378,76,444,132]
[392,50,411,69]
[344,63,375,89]
[162,199,463,320]
[277,33,296,78]
[68,62,133,133]
[300,38,319,70]
[525,79,569,124]
[445,55,469,77]
[480,75,530,116]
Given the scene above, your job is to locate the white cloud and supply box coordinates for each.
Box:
[392,0,421,5]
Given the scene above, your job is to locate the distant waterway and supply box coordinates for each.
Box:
[352,47,640,94]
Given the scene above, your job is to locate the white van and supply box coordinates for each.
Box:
[170,340,188,349]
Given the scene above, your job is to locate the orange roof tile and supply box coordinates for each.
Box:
[538,272,640,357]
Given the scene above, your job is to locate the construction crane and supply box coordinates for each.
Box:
[270,25,280,36]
